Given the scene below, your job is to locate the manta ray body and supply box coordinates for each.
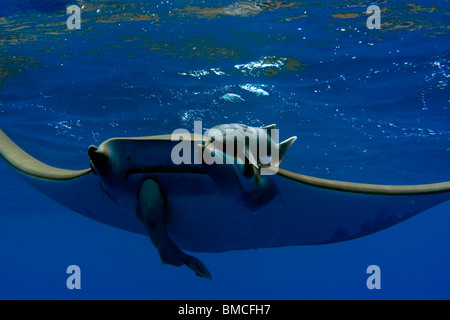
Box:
[1,125,449,279]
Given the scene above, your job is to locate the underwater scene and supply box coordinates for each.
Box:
[0,0,449,299]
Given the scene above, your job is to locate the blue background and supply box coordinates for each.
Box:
[0,0,449,299]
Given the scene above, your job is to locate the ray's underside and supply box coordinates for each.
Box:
[1,128,449,253]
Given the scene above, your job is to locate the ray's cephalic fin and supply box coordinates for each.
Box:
[136,179,212,280]
[277,136,297,165]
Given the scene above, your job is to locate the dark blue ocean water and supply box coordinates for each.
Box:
[0,0,449,299]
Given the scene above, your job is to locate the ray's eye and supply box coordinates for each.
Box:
[88,145,108,164]
[88,145,109,174]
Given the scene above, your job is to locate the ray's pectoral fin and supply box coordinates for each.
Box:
[136,179,212,280]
